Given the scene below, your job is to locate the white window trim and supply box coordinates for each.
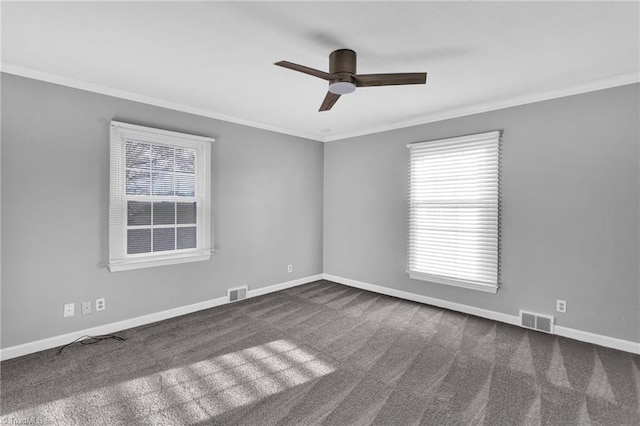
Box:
[406,130,501,293]
[109,121,214,272]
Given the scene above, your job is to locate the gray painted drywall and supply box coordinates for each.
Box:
[2,72,638,350]
[1,73,324,348]
[324,84,640,343]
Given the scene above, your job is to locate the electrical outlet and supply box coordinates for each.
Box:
[287,264,293,273]
[82,301,93,315]
[63,303,75,317]
[96,298,106,311]
[556,299,567,313]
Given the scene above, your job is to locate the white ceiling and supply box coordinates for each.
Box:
[2,1,639,142]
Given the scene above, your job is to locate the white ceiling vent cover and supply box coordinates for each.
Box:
[228,286,248,303]
[519,310,555,334]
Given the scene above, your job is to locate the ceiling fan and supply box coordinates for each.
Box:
[275,49,427,112]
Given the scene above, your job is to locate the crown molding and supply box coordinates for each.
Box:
[2,62,637,143]
[323,72,640,142]
[0,62,324,142]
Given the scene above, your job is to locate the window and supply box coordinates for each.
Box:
[407,131,501,293]
[109,121,213,271]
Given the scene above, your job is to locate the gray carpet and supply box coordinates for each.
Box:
[1,280,639,425]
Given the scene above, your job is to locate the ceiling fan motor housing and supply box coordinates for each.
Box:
[329,49,357,94]
[274,47,427,110]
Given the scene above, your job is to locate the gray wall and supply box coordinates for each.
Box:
[2,73,638,349]
[1,73,324,348]
[324,84,640,343]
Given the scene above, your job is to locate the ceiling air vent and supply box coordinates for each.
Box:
[228,286,248,303]
[519,310,554,334]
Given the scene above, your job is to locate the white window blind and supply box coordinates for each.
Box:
[407,131,501,293]
[109,121,214,272]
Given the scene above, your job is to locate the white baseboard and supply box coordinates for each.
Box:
[4,273,637,360]
[0,274,324,361]
[248,274,323,298]
[553,326,640,355]
[322,274,640,355]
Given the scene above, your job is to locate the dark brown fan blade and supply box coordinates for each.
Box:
[319,91,341,111]
[275,61,335,80]
[354,72,427,87]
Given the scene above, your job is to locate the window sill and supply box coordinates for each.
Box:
[408,271,498,294]
[109,251,213,272]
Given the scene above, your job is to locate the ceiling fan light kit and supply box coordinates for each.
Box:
[328,81,356,95]
[275,48,427,111]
